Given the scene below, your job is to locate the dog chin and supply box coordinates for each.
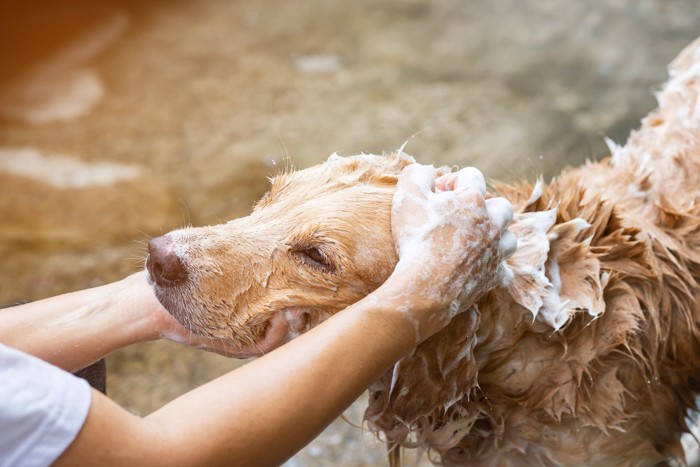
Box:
[224,310,292,358]
[284,307,333,339]
[146,267,327,358]
[210,308,332,359]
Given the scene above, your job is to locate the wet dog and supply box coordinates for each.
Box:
[146,39,700,465]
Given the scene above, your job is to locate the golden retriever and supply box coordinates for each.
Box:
[146,38,700,465]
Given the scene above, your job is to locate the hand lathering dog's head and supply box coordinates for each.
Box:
[146,152,439,356]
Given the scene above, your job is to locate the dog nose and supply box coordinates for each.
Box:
[147,236,187,286]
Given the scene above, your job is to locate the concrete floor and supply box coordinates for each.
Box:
[1,0,700,464]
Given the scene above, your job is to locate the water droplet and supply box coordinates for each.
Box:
[265,154,278,167]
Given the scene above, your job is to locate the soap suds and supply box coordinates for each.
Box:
[525,179,544,207]
[391,164,516,341]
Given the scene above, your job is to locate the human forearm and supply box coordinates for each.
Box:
[0,273,160,372]
[147,292,415,466]
[56,289,416,467]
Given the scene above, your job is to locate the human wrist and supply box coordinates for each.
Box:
[118,272,234,351]
[363,270,443,345]
[108,272,165,343]
[339,294,418,365]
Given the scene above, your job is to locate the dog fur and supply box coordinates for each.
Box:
[148,39,700,465]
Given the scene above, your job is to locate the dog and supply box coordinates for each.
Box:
[145,38,700,465]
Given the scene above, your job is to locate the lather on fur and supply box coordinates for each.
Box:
[147,38,700,465]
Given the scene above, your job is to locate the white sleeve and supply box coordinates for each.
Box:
[0,342,92,467]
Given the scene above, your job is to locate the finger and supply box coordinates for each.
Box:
[485,197,514,232]
[455,167,486,195]
[435,172,457,192]
[499,230,517,258]
[396,163,436,199]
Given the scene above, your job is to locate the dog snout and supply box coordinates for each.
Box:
[147,236,188,286]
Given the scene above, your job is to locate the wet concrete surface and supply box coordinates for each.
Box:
[1,0,699,464]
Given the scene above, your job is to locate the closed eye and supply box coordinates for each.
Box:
[295,246,334,272]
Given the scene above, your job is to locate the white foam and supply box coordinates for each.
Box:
[507,208,557,320]
[456,167,487,195]
[497,262,515,286]
[388,360,403,398]
[540,258,572,330]
[499,230,518,258]
[326,152,342,162]
[525,179,543,207]
[518,207,557,234]
[391,164,516,337]
[569,218,592,233]
[534,217,596,329]
[486,197,514,232]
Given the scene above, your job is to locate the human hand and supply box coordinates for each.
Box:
[120,272,249,356]
[382,163,516,342]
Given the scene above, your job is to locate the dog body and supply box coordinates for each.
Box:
[147,39,700,465]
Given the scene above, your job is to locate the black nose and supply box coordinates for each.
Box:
[146,236,187,286]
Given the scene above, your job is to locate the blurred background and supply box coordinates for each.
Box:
[1,0,699,464]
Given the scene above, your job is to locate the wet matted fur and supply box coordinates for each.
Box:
[148,39,700,465]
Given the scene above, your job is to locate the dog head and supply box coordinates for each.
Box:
[146,152,440,355]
